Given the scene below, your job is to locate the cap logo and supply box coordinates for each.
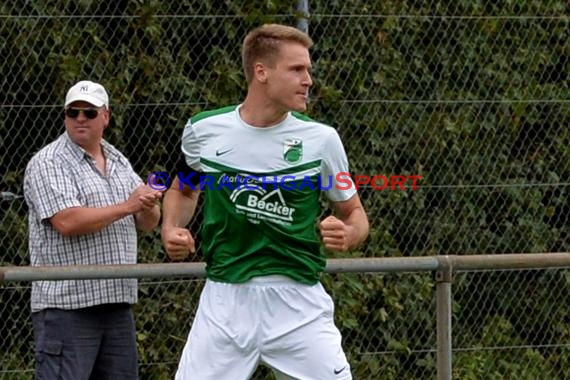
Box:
[65,80,109,108]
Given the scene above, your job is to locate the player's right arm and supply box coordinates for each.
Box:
[161,175,201,261]
[162,116,204,261]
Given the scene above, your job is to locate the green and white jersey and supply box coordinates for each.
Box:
[181,104,356,284]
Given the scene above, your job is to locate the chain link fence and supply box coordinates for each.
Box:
[1,1,569,379]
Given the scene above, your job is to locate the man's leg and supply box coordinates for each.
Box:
[32,309,101,380]
[90,304,138,380]
[175,280,260,380]
[261,282,352,380]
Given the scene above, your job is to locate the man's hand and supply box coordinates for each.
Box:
[319,215,354,252]
[139,190,162,211]
[127,185,162,213]
[161,226,195,261]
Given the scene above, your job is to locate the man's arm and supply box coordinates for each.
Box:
[50,185,161,236]
[161,176,201,260]
[320,193,369,252]
[134,202,161,232]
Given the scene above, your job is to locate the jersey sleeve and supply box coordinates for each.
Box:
[181,118,201,171]
[320,129,357,202]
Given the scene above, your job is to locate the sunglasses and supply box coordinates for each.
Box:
[64,107,100,119]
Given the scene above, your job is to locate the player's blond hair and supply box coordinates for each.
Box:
[242,24,313,84]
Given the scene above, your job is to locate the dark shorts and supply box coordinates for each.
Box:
[32,303,138,380]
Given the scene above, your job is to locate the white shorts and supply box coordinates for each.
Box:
[175,275,352,380]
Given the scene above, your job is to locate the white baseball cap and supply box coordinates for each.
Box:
[64,80,109,108]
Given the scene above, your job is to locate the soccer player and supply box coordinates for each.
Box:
[161,24,369,380]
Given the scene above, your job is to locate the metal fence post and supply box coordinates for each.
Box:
[436,255,453,380]
[296,0,309,34]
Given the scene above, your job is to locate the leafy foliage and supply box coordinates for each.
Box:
[1,0,568,378]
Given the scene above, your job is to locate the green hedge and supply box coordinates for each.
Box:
[1,1,568,378]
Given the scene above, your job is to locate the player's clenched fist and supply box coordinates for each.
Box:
[319,215,351,252]
[161,226,195,261]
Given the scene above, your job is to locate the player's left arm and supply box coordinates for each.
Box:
[320,194,369,252]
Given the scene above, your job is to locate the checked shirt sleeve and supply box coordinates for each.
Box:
[24,158,81,221]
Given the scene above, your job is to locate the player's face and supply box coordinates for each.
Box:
[64,101,109,149]
[265,41,313,112]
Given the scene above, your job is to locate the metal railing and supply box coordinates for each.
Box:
[2,253,569,380]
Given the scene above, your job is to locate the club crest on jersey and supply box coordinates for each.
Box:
[283,138,303,163]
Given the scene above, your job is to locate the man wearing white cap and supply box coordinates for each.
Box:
[23,80,162,379]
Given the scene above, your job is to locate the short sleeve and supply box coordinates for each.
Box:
[320,129,357,202]
[24,159,82,221]
[181,118,201,171]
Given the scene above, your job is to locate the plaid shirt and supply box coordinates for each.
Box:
[24,133,142,312]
